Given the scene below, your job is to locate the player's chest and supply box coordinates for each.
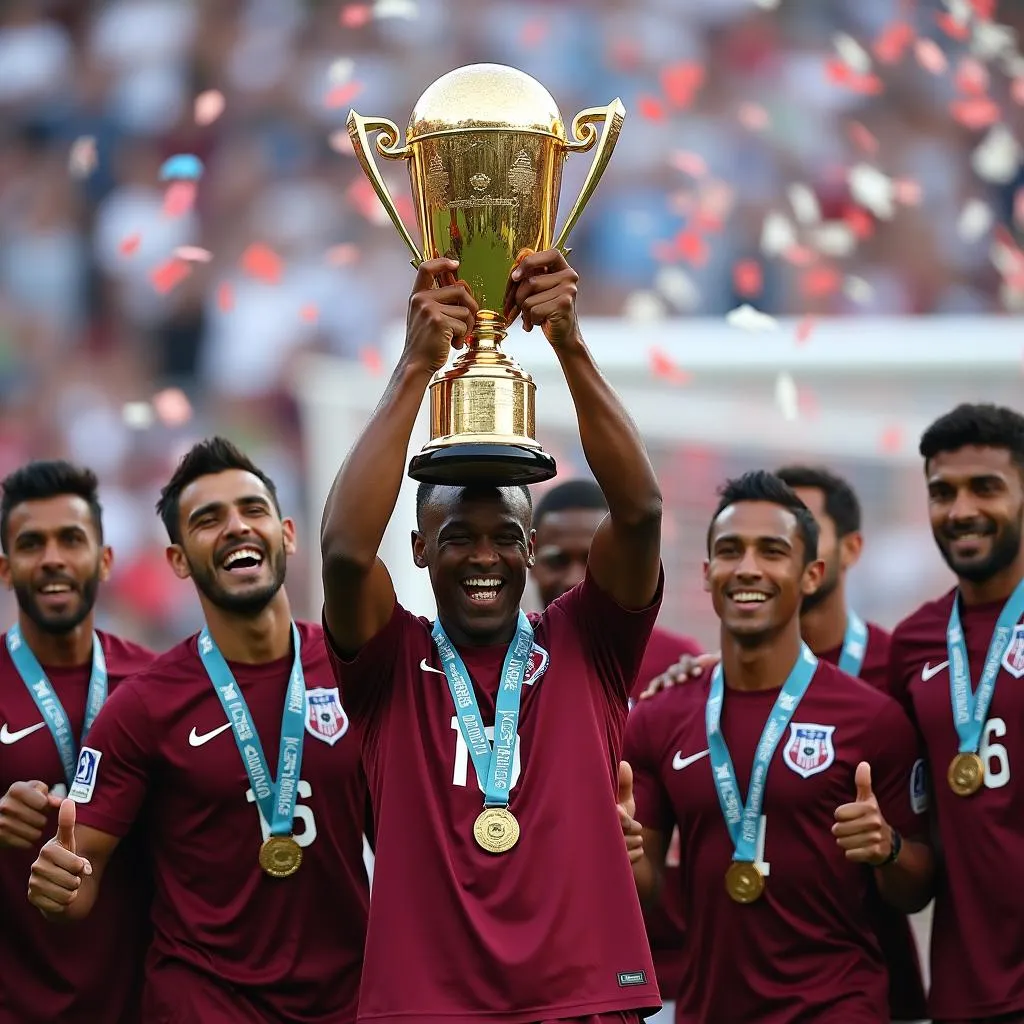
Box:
[0,684,86,790]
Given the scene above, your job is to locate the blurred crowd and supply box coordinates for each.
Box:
[0,0,1022,648]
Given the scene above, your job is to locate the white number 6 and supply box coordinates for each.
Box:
[981,717,1010,790]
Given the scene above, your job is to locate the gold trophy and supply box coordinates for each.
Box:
[347,63,625,485]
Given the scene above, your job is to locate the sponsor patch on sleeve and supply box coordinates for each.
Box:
[68,746,102,804]
[910,757,929,814]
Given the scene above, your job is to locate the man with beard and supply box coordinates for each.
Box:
[0,460,154,1024]
[28,439,370,1023]
[888,403,1024,1024]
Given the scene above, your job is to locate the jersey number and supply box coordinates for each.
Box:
[450,716,522,792]
[245,780,318,847]
[980,717,1010,790]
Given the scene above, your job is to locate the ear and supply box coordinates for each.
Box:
[801,557,826,597]
[411,530,428,570]
[702,559,712,593]
[838,530,863,571]
[165,544,192,581]
[526,528,536,568]
[281,517,298,556]
[98,545,114,583]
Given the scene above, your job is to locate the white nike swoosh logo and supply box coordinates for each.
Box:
[921,661,949,681]
[0,721,46,745]
[419,658,447,676]
[672,749,709,771]
[188,722,233,747]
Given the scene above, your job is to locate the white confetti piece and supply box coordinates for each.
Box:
[788,183,821,226]
[971,21,1017,62]
[760,211,796,257]
[847,164,896,220]
[194,90,225,126]
[751,0,781,9]
[122,402,154,430]
[990,238,1020,276]
[774,372,799,422]
[68,136,97,179]
[810,222,857,257]
[834,33,872,74]
[328,58,355,84]
[843,275,875,304]
[329,130,355,155]
[957,198,994,242]
[971,124,1022,184]
[654,266,701,312]
[173,246,213,262]
[623,290,667,322]
[726,303,779,332]
[944,0,972,25]
[373,0,418,17]
[152,388,193,427]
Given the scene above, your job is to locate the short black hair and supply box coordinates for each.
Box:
[415,481,532,532]
[157,437,281,545]
[774,464,861,537]
[919,403,1024,473]
[0,460,104,554]
[707,470,819,563]
[532,478,607,528]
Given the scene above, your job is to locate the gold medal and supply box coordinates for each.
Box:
[725,861,765,904]
[259,835,303,878]
[473,807,520,855]
[948,752,984,797]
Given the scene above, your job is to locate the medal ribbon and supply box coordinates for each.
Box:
[432,610,533,808]
[837,610,868,678]
[946,577,1024,755]
[706,644,818,863]
[199,623,306,839]
[7,625,108,789]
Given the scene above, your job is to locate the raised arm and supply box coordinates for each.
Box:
[320,259,478,655]
[507,250,661,610]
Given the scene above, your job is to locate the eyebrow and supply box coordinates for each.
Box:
[713,533,793,548]
[14,524,88,542]
[187,494,271,527]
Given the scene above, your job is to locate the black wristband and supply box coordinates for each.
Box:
[878,827,902,867]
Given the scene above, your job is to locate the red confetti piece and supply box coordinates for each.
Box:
[675,230,708,267]
[949,97,1001,130]
[648,347,692,385]
[970,0,995,19]
[150,258,192,295]
[669,151,707,177]
[638,95,666,121]
[360,347,383,374]
[893,178,922,205]
[217,282,234,311]
[872,22,914,64]
[324,81,363,109]
[846,121,879,155]
[878,424,904,454]
[119,233,141,257]
[799,266,842,299]
[660,62,705,109]
[781,245,817,267]
[935,13,970,40]
[825,59,884,95]
[340,4,371,27]
[163,181,197,218]
[915,38,948,75]
[737,102,770,132]
[519,18,547,46]
[152,388,192,427]
[194,89,225,126]
[733,260,763,298]
[240,243,283,284]
[300,304,318,323]
[955,57,990,97]
[650,240,677,263]
[325,243,360,266]
[795,315,817,345]
[843,204,876,240]
[1012,77,1024,106]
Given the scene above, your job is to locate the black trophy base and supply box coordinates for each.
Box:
[408,443,557,487]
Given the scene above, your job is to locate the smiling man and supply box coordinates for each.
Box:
[321,251,664,1023]
[0,460,154,1024]
[888,403,1024,1024]
[27,439,370,1023]
[625,471,933,1023]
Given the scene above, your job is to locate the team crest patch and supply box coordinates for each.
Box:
[522,643,549,686]
[1001,623,1024,679]
[305,687,349,746]
[782,723,836,779]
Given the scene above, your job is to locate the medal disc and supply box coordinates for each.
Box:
[259,835,303,878]
[948,752,984,797]
[473,807,520,855]
[725,860,765,904]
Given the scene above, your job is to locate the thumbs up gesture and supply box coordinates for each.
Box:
[832,762,894,867]
[616,760,644,864]
[27,798,92,916]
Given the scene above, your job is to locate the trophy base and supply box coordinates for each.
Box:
[408,443,557,487]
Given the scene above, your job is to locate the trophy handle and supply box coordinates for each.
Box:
[553,99,626,257]
[346,111,424,268]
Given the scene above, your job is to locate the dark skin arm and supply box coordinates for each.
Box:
[615,759,669,907]
[505,250,662,610]
[320,258,478,656]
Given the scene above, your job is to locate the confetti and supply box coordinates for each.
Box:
[68,136,98,179]
[194,90,225,126]
[158,154,204,182]
[638,96,666,121]
[300,304,319,323]
[519,19,548,46]
[800,266,841,299]
[217,282,234,311]
[325,81,363,109]
[150,258,192,295]
[374,0,418,18]
[660,63,704,108]
[152,388,193,427]
[1014,77,1024,105]
[971,124,1022,183]
[122,402,154,429]
[810,222,857,257]
[774,372,799,421]
[872,22,915,64]
[675,230,708,267]
[654,266,701,312]
[795,316,817,345]
[878,424,905,454]
[1015,187,1024,229]
[750,0,780,8]
[726,303,779,332]
[955,57,990,96]
[360,347,383,374]
[958,197,994,242]
[848,164,896,219]
[846,121,879,155]
[893,178,922,205]
[780,244,816,267]
[669,151,708,177]
[824,60,884,95]
[788,183,821,226]
[163,181,197,218]
[240,243,283,284]
[328,58,355,85]
[843,204,876,240]
[325,243,360,266]
[935,14,971,42]
[971,21,1016,61]
[915,38,949,74]
[843,275,875,304]
[119,233,141,257]
[340,4,371,27]
[173,245,213,262]
[949,97,1001,129]
[733,260,763,298]
[649,347,692,385]
[623,290,667,321]
[328,130,355,155]
[760,211,796,257]
[737,102,770,132]
[834,33,873,74]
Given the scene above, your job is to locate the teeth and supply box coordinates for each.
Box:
[468,590,498,602]
[225,547,263,567]
[464,577,502,588]
[733,591,768,603]
[41,584,71,594]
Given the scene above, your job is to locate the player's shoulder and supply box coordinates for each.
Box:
[115,634,201,693]
[96,630,159,680]
[891,589,955,648]
[629,667,709,725]
[865,621,891,651]
[647,624,702,660]
[811,659,893,712]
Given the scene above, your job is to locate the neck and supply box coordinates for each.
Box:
[437,611,519,648]
[16,613,95,668]
[958,555,1024,606]
[200,590,294,664]
[799,586,848,654]
[720,621,804,692]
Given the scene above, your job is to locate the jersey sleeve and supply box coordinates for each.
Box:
[884,625,918,723]
[71,680,156,838]
[862,696,930,841]
[624,699,675,839]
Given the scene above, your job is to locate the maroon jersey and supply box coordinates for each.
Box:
[631,626,702,703]
[626,660,927,1024]
[73,621,369,1023]
[0,631,154,1024]
[817,621,928,1021]
[325,572,663,1024]
[890,590,1024,1021]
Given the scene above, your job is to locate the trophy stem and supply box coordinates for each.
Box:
[469,312,507,351]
